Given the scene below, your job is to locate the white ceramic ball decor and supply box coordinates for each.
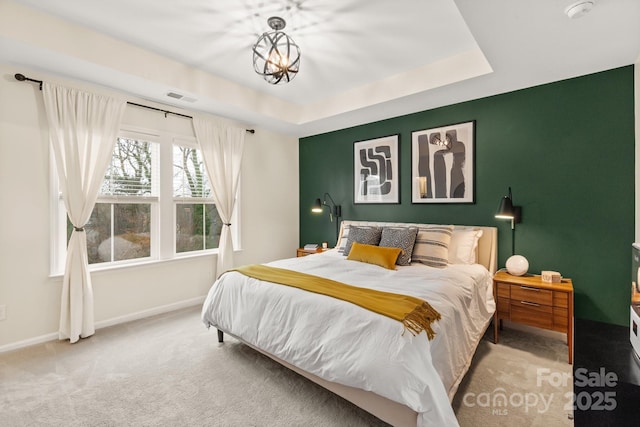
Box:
[506,255,529,276]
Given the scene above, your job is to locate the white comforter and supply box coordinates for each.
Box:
[201,250,495,427]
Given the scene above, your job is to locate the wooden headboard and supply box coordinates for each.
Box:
[336,220,498,275]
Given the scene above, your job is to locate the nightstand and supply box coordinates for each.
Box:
[493,270,574,364]
[296,247,328,257]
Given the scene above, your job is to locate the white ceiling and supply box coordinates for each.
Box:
[3,0,639,137]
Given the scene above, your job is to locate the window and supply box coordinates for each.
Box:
[173,144,222,253]
[51,125,237,275]
[66,137,159,265]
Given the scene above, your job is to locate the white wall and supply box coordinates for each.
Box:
[0,64,299,350]
[635,57,640,241]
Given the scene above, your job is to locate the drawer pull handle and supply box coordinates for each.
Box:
[521,301,540,307]
[520,286,540,291]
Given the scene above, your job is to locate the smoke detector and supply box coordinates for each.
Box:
[565,1,595,19]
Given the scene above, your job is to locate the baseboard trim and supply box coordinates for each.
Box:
[0,332,59,354]
[0,296,205,354]
[94,296,205,330]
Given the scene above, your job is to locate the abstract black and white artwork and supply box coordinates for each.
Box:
[353,134,399,204]
[411,121,475,204]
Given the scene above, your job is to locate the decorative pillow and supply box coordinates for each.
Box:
[379,227,418,266]
[347,242,402,270]
[342,226,382,256]
[336,224,351,253]
[412,225,454,268]
[448,229,483,265]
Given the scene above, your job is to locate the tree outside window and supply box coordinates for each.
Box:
[67,138,156,264]
[61,136,224,268]
[173,146,222,253]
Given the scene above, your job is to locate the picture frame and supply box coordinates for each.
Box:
[353,134,399,204]
[411,121,475,204]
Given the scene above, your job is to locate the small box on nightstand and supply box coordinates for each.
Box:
[541,270,562,283]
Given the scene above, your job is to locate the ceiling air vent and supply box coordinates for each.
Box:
[166,92,196,102]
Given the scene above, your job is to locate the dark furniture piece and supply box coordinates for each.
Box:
[574,317,640,426]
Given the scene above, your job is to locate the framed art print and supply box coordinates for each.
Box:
[411,121,475,204]
[354,134,399,204]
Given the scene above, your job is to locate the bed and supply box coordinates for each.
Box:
[202,220,497,427]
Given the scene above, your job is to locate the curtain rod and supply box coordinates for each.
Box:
[14,73,255,134]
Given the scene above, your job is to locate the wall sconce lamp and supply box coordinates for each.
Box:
[312,193,342,222]
[312,193,342,239]
[495,186,522,256]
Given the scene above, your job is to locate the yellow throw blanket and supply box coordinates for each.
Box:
[230,264,441,340]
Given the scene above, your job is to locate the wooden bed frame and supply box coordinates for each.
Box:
[217,221,498,427]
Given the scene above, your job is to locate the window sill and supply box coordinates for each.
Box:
[48,249,244,279]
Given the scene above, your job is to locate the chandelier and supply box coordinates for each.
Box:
[252,16,301,84]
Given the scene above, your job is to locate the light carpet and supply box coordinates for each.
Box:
[0,306,573,426]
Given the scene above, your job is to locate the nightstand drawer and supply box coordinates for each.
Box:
[511,285,553,305]
[511,301,553,329]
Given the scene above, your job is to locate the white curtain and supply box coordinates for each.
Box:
[192,116,245,278]
[42,82,126,343]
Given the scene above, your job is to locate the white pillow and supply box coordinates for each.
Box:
[336,224,351,252]
[448,229,483,265]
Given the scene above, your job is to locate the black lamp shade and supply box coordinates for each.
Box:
[495,187,521,255]
[311,198,322,213]
[495,195,515,219]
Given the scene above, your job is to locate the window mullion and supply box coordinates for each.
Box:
[110,203,115,262]
[159,135,175,259]
[202,205,207,251]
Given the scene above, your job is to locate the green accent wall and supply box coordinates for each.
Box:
[299,66,635,326]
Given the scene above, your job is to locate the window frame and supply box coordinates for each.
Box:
[50,125,240,276]
[172,137,219,256]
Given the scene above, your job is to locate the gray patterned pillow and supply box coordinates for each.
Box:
[379,227,418,266]
[342,226,382,256]
[412,225,454,268]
